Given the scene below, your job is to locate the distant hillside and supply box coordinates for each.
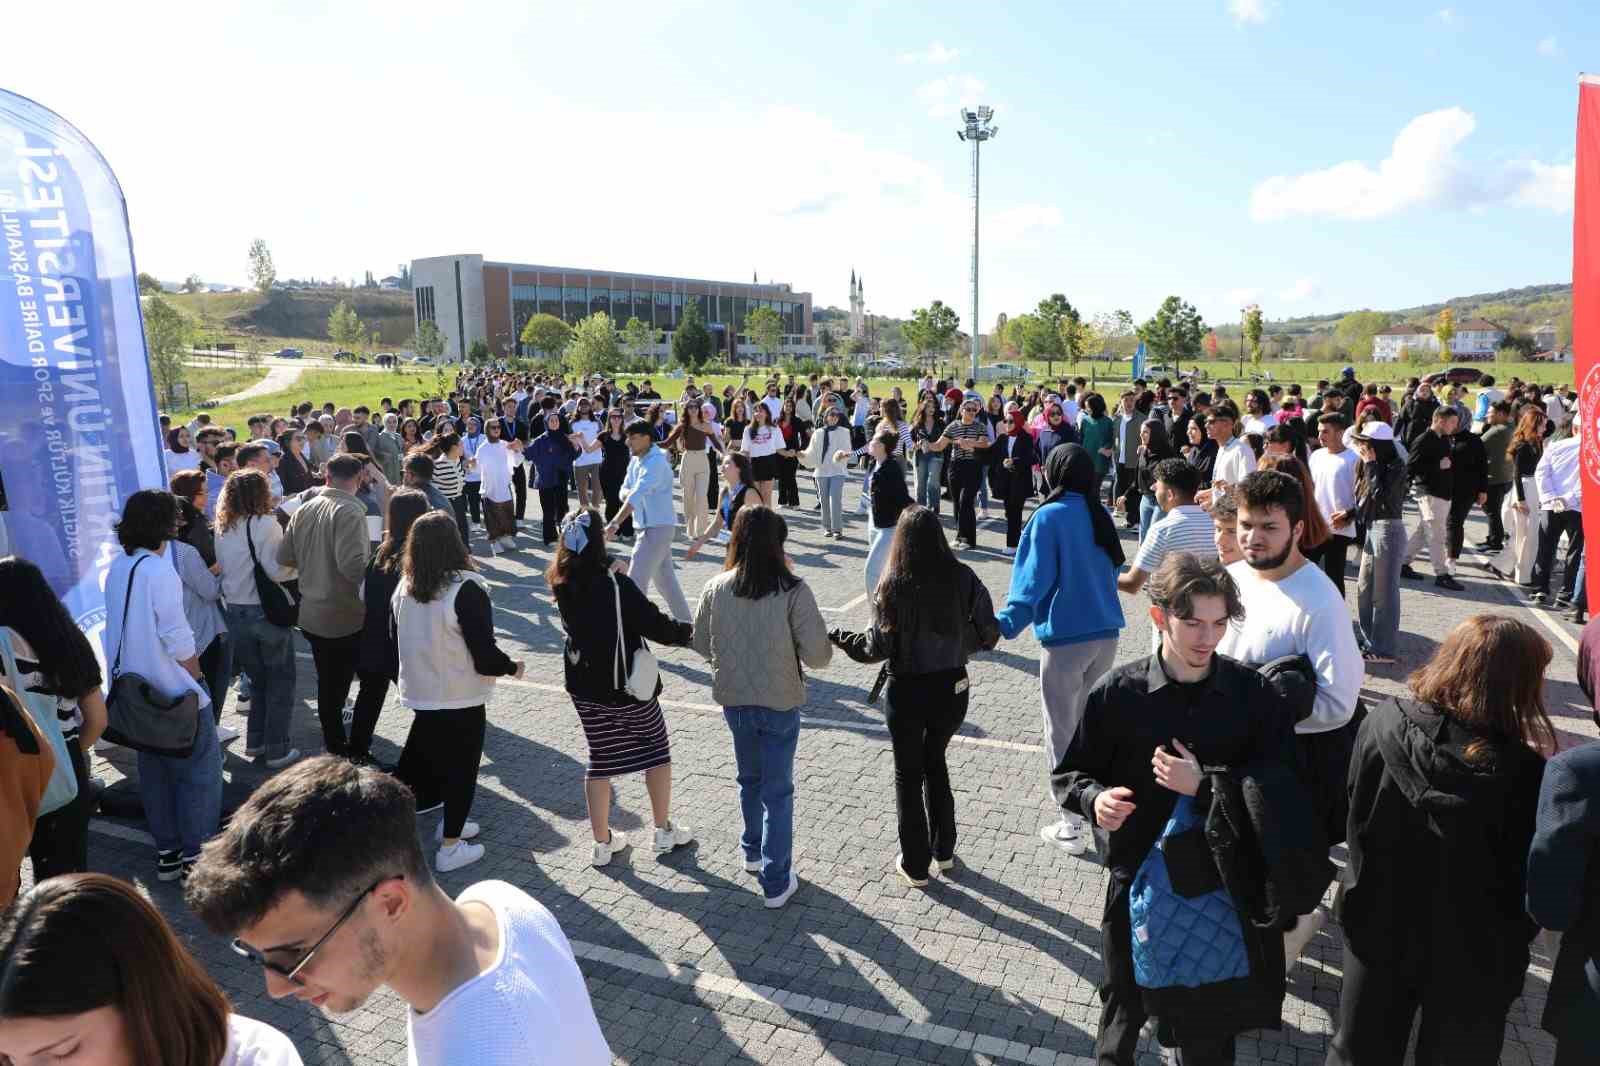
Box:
[170,287,417,345]
[1260,283,1572,336]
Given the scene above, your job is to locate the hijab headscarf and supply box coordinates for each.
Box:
[1039,443,1125,568]
[1007,410,1027,437]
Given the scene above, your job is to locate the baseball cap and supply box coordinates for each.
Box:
[1354,422,1394,442]
[251,438,283,457]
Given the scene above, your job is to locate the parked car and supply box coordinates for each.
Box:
[975,362,1032,381]
[1425,366,1485,387]
[274,347,304,359]
[412,355,434,366]
[374,353,396,367]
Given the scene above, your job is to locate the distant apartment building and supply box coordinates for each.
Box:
[1371,318,1507,362]
[410,254,816,364]
[1533,322,1558,351]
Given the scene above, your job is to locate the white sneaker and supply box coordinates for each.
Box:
[217,723,240,745]
[1040,818,1089,856]
[1001,546,1016,557]
[498,536,516,550]
[1283,908,1327,973]
[591,830,629,867]
[935,855,956,874]
[436,820,481,843]
[894,855,929,888]
[740,850,762,873]
[265,748,301,770]
[487,539,500,557]
[763,871,800,908]
[653,822,694,853]
[342,701,355,727]
[711,531,729,545]
[435,840,485,873]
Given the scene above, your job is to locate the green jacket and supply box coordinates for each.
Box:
[1480,423,1513,486]
[1080,416,1116,477]
[277,487,371,638]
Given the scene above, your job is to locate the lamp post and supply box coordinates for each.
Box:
[1237,305,1250,380]
[958,106,998,383]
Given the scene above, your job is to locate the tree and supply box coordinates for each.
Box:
[137,272,164,296]
[143,295,191,403]
[992,312,1010,357]
[818,326,837,355]
[1033,294,1075,377]
[1434,308,1456,364]
[520,312,573,360]
[621,316,656,364]
[247,239,275,295]
[1140,296,1207,372]
[1243,304,1264,370]
[467,339,492,365]
[670,299,713,369]
[1059,311,1089,368]
[566,312,623,377]
[904,300,960,361]
[411,321,445,362]
[181,274,204,294]
[745,305,785,366]
[327,298,365,351]
[1333,311,1392,362]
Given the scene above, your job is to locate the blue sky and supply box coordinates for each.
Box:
[5,1,1595,330]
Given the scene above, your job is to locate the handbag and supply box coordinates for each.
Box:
[1129,795,1249,990]
[611,574,659,701]
[0,630,79,816]
[103,556,201,758]
[246,518,300,627]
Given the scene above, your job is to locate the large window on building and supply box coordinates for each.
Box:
[632,290,650,327]
[563,285,586,324]
[611,288,628,321]
[732,296,746,332]
[416,286,436,323]
[538,285,561,319]
[654,291,672,329]
[590,285,609,319]
[696,294,710,322]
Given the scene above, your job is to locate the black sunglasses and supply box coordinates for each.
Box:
[231,876,396,985]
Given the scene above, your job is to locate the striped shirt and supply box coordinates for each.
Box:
[1131,504,1218,574]
[432,457,465,498]
[941,419,989,463]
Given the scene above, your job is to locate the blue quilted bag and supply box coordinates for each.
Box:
[1129,795,1249,989]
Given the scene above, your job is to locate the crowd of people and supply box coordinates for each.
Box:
[0,361,1595,1066]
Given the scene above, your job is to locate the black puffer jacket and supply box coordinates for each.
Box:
[829,564,999,676]
[554,566,692,704]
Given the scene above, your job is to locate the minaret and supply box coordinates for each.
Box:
[849,269,863,340]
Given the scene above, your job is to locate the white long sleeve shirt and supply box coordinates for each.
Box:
[473,439,525,504]
[102,547,210,710]
[1534,436,1582,512]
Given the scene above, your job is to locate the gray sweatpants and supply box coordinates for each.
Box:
[1040,637,1119,812]
[631,524,691,622]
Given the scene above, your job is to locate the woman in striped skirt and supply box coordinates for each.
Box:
[548,509,696,867]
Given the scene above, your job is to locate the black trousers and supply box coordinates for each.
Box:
[950,460,983,545]
[449,495,470,546]
[199,634,230,724]
[1097,882,1239,1065]
[464,481,482,525]
[884,669,968,879]
[511,464,528,519]
[776,454,800,506]
[1326,944,1517,1066]
[1113,464,1138,526]
[601,472,633,538]
[396,705,486,839]
[303,630,385,758]
[539,482,569,544]
[1320,533,1354,600]
[1445,493,1479,561]
[1004,488,1028,548]
[706,457,720,511]
[1532,509,1585,597]
[27,736,91,880]
[1483,481,1510,545]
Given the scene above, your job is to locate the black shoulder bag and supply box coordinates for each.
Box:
[103,556,201,757]
[247,518,301,627]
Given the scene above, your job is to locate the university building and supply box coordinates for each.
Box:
[410,254,817,364]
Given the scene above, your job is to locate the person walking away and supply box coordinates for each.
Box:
[598,408,635,540]
[549,510,695,866]
[830,507,999,886]
[996,409,1040,555]
[861,429,913,594]
[353,488,430,784]
[1479,400,1514,552]
[1529,415,1584,609]
[691,506,832,908]
[664,400,718,538]
[103,490,220,883]
[605,419,691,622]
[1309,413,1360,598]
[1056,552,1299,1065]
[1216,471,1363,968]
[473,417,525,554]
[1444,410,1489,581]
[996,444,1126,855]
[1492,405,1547,584]
[942,398,993,550]
[1400,407,1462,590]
[0,558,107,882]
[1350,423,1410,665]
[187,757,610,1064]
[391,512,524,872]
[278,454,383,762]
[910,398,949,514]
[1327,616,1551,1066]
[801,406,854,538]
[570,397,605,512]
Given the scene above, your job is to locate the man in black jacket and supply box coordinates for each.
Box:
[1444,417,1488,581]
[1400,407,1463,590]
[1056,553,1296,1065]
[1394,380,1440,450]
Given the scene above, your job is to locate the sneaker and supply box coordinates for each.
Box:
[487,539,500,557]
[711,531,729,545]
[591,830,629,867]
[894,855,929,888]
[498,536,517,550]
[763,871,800,909]
[935,855,956,874]
[1040,819,1089,856]
[1434,575,1465,592]
[234,693,251,709]
[436,820,481,843]
[1001,546,1016,557]
[1283,908,1327,973]
[217,723,240,745]
[244,745,264,758]
[435,840,485,873]
[415,800,444,816]
[1400,565,1423,581]
[156,849,183,883]
[740,850,762,873]
[1529,592,1553,607]
[342,701,355,727]
[653,822,694,854]
[264,748,301,770]
[179,853,200,881]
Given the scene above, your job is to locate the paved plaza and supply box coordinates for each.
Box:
[36,479,1591,1066]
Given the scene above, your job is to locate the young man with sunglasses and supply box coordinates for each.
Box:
[187,756,610,1065]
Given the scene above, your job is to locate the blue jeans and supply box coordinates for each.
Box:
[723,705,799,898]
[914,452,944,512]
[137,707,222,857]
[865,523,894,594]
[1138,494,1160,543]
[225,604,296,758]
[1357,519,1406,657]
[817,475,845,533]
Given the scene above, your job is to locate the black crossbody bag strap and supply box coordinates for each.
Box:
[110,555,147,680]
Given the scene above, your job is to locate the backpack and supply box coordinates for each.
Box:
[1129,795,1249,990]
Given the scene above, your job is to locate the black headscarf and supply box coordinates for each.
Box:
[1039,443,1125,568]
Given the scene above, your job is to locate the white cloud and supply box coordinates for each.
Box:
[1436,8,1457,25]
[1225,287,1264,306]
[1279,277,1320,302]
[1228,0,1270,25]
[1249,107,1573,221]
[916,74,987,119]
[988,204,1065,243]
[898,41,959,65]
[1537,36,1562,58]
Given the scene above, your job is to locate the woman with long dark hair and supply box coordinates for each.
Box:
[275,428,313,496]
[355,488,431,782]
[741,402,780,506]
[0,873,303,1065]
[1491,405,1547,584]
[423,431,470,547]
[775,399,803,508]
[691,506,832,908]
[830,507,999,886]
[910,397,949,513]
[862,428,914,594]
[598,407,635,540]
[549,509,694,866]
[992,409,1039,555]
[1328,615,1551,1066]
[1129,418,1178,543]
[686,452,759,560]
[0,558,107,882]
[392,511,523,873]
[1351,422,1410,664]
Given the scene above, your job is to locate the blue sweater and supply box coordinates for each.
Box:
[996,494,1124,646]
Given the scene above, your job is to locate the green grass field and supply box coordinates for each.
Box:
[1004,357,1574,389]
[171,369,445,427]
[182,366,268,402]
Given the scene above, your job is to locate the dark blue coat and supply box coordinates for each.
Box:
[1528,741,1600,1053]
[527,428,577,489]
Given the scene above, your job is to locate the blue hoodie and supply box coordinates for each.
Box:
[996,494,1124,646]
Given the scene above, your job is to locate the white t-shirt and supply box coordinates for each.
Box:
[571,418,602,467]
[1243,412,1278,436]
[1216,559,1363,735]
[221,1015,303,1066]
[407,880,610,1066]
[1309,446,1360,539]
[1213,436,1257,488]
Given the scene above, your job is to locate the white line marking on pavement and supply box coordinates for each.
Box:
[821,592,868,614]
[1468,551,1581,656]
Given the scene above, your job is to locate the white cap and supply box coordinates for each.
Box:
[1354,421,1395,442]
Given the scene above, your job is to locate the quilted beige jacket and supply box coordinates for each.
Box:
[691,571,832,710]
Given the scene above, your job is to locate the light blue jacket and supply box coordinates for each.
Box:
[622,445,676,529]
[996,494,1124,647]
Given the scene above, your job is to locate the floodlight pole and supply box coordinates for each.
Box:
[959,107,996,383]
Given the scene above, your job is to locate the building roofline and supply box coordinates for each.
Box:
[476,259,810,297]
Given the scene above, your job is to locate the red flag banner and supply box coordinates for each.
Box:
[1577,74,1600,610]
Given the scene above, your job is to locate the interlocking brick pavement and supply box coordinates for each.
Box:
[31,476,1584,1065]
